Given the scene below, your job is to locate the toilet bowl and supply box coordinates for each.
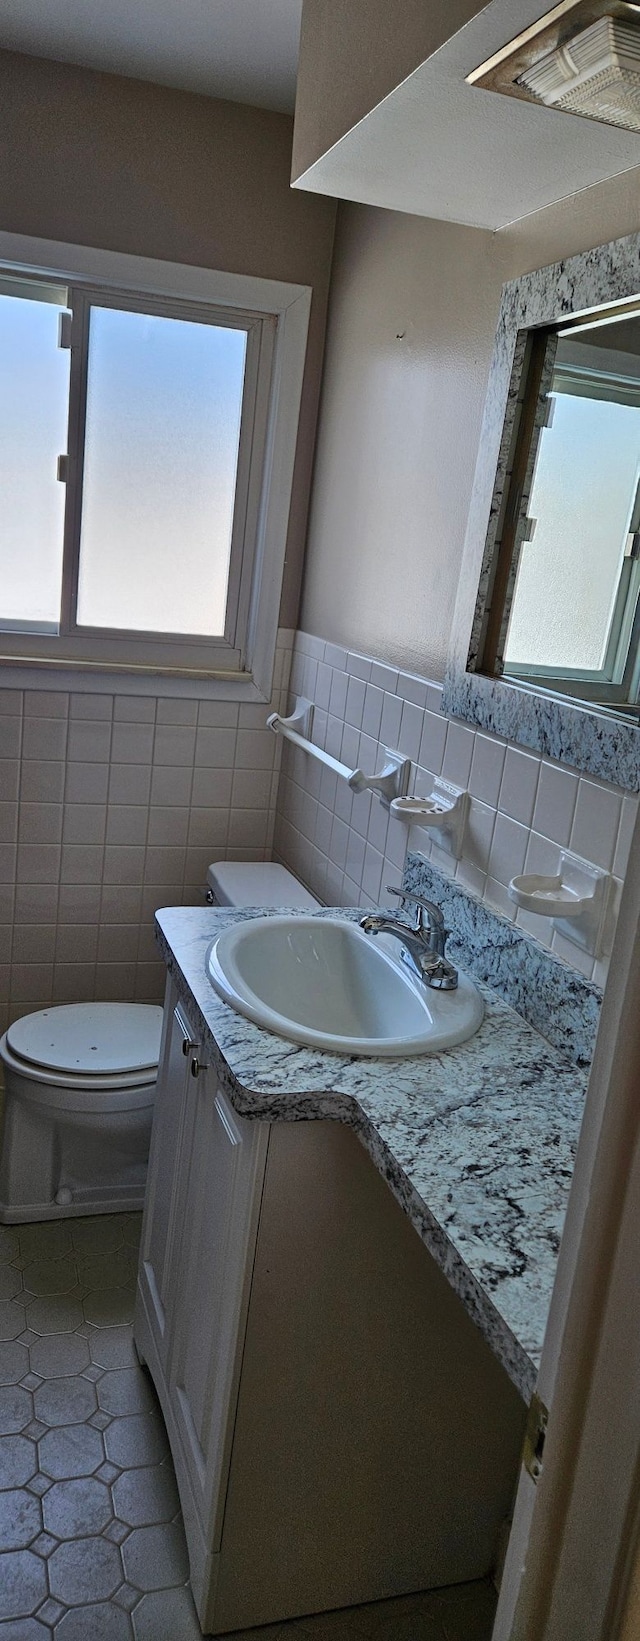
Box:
[0,861,317,1224]
[0,1003,163,1223]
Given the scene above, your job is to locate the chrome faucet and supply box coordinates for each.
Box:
[360,887,458,991]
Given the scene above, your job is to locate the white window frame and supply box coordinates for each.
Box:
[0,230,312,702]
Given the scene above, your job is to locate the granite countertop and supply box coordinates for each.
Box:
[155,904,588,1403]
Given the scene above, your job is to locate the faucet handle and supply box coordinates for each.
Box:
[384,885,445,933]
[384,884,428,933]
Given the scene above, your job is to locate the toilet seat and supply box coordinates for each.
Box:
[0,1002,162,1113]
[6,1002,162,1078]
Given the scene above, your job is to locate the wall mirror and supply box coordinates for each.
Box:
[443,232,640,792]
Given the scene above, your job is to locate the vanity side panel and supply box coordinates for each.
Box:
[212,1118,526,1633]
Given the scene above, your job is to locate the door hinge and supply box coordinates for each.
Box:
[56,455,69,483]
[523,1390,548,1484]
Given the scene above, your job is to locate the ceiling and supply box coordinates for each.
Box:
[292,0,640,229]
[0,0,303,112]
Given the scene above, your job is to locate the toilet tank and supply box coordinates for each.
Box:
[206,862,320,910]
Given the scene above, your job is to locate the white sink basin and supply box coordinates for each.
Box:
[206,915,484,1058]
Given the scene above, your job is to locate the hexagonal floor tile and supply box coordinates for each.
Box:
[0,1340,29,1384]
[0,1620,51,1640]
[0,1549,48,1620]
[0,1298,27,1341]
[0,1489,42,1551]
[122,1523,189,1592]
[0,1434,38,1486]
[112,1464,179,1529]
[55,1604,134,1640]
[18,1224,72,1263]
[132,1586,202,1641]
[42,1475,113,1539]
[104,1413,168,1470]
[0,1385,33,1434]
[0,1224,20,1262]
[38,1423,104,1480]
[29,1333,91,1379]
[34,1375,97,1428]
[0,1265,23,1302]
[76,1250,135,1293]
[26,1293,85,1336]
[48,1536,123,1605]
[98,1370,155,1418]
[83,1289,136,1330]
[22,1259,79,1298]
[70,1220,126,1257]
[88,1327,138,1371]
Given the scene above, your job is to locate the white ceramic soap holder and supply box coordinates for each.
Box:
[509,851,612,958]
[390,778,469,860]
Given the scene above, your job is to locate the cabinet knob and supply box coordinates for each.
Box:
[182,1037,198,1057]
[190,1056,207,1079]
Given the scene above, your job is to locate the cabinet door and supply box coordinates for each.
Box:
[166,1065,268,1557]
[136,981,200,1370]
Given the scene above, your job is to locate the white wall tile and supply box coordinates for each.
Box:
[418,713,447,778]
[69,693,112,721]
[361,685,384,742]
[398,702,423,762]
[66,763,110,805]
[570,780,623,871]
[114,695,156,723]
[67,720,112,764]
[107,765,151,806]
[488,813,529,887]
[469,735,506,809]
[110,722,154,766]
[498,748,540,828]
[370,661,398,692]
[397,673,428,708]
[465,799,495,872]
[614,796,639,880]
[346,651,371,680]
[532,761,578,848]
[379,693,403,747]
[19,807,63,846]
[442,721,475,789]
[345,676,367,729]
[361,844,383,902]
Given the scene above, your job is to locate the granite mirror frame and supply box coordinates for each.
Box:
[442,231,640,794]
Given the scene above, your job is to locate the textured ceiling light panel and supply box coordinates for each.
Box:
[518,16,640,129]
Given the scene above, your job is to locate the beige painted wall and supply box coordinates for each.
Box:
[299,166,640,677]
[0,48,336,628]
[292,0,485,182]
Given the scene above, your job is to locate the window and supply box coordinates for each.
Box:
[0,239,311,696]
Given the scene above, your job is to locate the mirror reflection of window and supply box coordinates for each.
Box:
[501,312,640,711]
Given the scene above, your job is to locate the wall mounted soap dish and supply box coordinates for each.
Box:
[390,778,469,860]
[509,851,612,957]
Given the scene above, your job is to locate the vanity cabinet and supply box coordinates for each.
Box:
[135,976,526,1635]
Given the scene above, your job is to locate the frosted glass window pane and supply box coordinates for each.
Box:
[76,307,247,636]
[504,393,640,671]
[0,292,69,625]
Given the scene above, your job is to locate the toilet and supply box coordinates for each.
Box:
[0,861,318,1223]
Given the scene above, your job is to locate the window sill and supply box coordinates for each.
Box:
[0,654,272,703]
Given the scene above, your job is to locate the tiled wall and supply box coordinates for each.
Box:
[0,633,293,1031]
[273,632,638,985]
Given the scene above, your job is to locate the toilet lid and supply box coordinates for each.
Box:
[6,1003,163,1078]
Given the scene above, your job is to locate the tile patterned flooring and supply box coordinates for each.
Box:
[0,1213,497,1640]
